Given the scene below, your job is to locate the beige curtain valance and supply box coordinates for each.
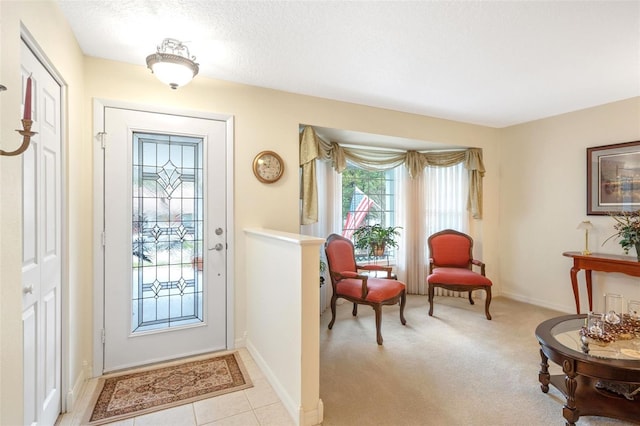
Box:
[300,125,486,224]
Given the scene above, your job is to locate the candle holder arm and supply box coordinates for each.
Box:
[1,119,37,157]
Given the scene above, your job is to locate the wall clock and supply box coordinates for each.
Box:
[252,150,284,183]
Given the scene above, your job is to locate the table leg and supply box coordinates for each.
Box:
[570,266,580,314]
[538,348,550,393]
[562,359,579,426]
[585,270,593,312]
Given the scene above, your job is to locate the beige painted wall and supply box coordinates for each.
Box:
[500,97,640,313]
[0,1,87,424]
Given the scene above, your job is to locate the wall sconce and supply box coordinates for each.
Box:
[146,38,199,89]
[0,77,38,157]
[577,220,593,255]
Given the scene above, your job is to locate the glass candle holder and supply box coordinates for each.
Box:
[629,300,640,320]
[605,293,624,325]
[587,311,604,336]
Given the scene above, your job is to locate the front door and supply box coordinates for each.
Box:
[21,41,62,425]
[99,106,229,372]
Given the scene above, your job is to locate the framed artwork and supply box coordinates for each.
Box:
[587,140,640,215]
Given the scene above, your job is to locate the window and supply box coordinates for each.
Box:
[341,163,397,262]
[310,153,470,295]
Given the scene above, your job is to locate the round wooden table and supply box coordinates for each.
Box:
[536,314,640,425]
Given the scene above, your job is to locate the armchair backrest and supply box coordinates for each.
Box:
[325,234,357,283]
[428,229,473,269]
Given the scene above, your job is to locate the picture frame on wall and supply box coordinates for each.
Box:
[587,140,640,215]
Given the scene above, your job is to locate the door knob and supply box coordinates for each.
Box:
[214,243,224,251]
[23,285,33,294]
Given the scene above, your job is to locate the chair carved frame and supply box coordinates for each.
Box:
[427,229,492,320]
[325,233,407,344]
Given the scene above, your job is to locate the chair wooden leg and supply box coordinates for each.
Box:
[468,291,475,305]
[399,290,407,325]
[328,294,337,329]
[373,305,383,345]
[352,303,358,316]
[484,287,492,320]
[428,284,435,316]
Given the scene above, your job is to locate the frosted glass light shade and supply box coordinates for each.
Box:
[577,220,593,230]
[146,39,199,90]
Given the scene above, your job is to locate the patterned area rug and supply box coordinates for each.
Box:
[84,352,252,425]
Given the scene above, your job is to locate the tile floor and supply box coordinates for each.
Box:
[57,348,295,426]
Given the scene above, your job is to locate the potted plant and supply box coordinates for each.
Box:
[603,209,640,260]
[319,259,327,286]
[352,224,402,256]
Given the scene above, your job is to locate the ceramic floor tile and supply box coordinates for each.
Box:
[101,419,135,426]
[193,390,253,424]
[244,377,280,409]
[203,410,259,426]
[253,402,295,426]
[133,403,196,426]
[237,350,264,381]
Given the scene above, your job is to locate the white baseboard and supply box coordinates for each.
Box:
[300,399,323,426]
[245,339,323,426]
[499,291,573,314]
[65,362,90,412]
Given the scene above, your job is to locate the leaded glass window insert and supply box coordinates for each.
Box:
[131,132,204,333]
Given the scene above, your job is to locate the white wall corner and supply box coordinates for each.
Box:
[246,339,298,424]
[235,331,248,348]
[300,399,324,426]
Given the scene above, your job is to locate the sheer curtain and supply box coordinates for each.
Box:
[396,166,425,294]
[300,160,341,313]
[425,162,469,236]
[424,162,469,297]
[396,162,468,295]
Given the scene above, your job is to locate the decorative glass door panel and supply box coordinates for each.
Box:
[132,133,204,333]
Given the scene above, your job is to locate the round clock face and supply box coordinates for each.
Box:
[253,151,284,183]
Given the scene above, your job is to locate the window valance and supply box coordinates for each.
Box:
[300,125,485,224]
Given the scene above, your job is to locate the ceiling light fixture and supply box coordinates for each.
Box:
[146,38,199,89]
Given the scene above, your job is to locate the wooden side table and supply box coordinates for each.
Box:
[563,251,640,314]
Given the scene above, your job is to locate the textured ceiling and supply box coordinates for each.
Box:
[57,0,640,130]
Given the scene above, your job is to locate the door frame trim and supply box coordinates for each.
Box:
[92,99,235,377]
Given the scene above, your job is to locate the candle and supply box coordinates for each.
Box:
[23,75,32,120]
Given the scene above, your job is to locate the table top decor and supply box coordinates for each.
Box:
[579,314,640,346]
[603,209,640,260]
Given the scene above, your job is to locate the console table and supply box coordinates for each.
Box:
[563,251,640,314]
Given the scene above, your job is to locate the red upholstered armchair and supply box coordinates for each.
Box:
[324,234,407,344]
[426,229,492,320]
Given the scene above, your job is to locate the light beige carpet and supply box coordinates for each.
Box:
[319,295,634,425]
[83,351,252,425]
